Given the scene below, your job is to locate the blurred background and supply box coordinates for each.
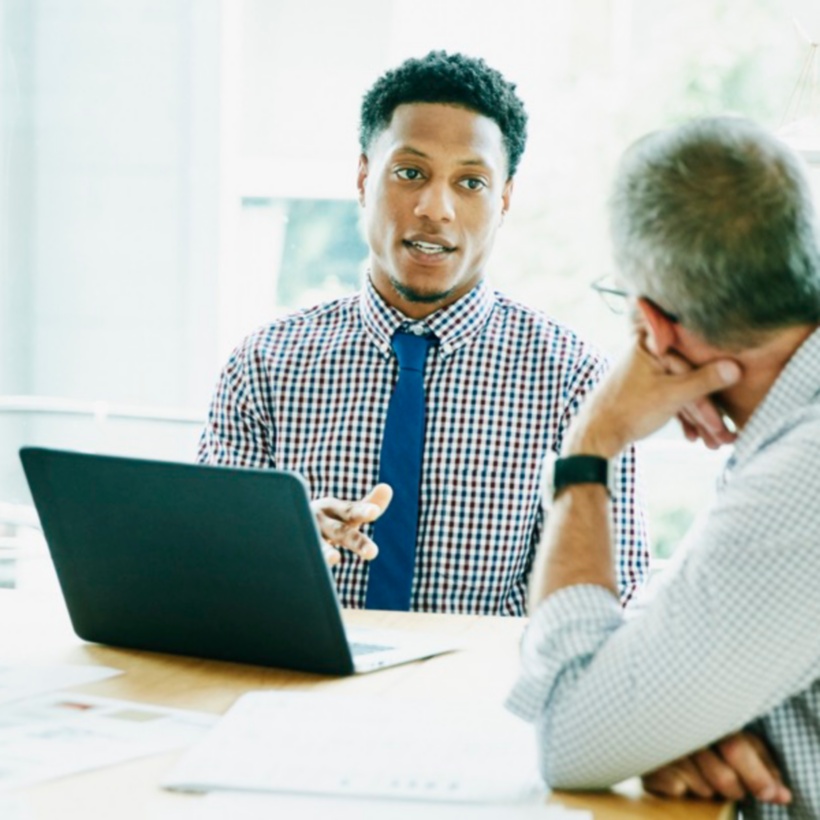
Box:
[0,0,815,589]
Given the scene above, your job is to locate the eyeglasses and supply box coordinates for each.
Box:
[591,275,630,315]
[591,275,680,324]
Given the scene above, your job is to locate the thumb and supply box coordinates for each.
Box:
[361,483,393,517]
[675,359,741,403]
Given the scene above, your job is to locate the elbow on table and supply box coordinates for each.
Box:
[539,760,618,793]
[538,737,622,793]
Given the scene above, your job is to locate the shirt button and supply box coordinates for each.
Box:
[406,323,428,336]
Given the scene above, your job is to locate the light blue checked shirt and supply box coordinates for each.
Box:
[507,327,820,818]
[199,276,648,616]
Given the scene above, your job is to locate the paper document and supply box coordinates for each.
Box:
[0,796,30,820]
[0,692,215,791]
[0,664,121,705]
[166,691,546,804]
[155,792,591,820]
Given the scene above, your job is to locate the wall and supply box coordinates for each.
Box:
[0,0,222,502]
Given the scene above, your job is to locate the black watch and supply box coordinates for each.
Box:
[542,453,614,504]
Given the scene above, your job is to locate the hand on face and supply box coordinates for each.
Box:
[563,331,742,459]
[311,484,393,566]
[658,348,738,449]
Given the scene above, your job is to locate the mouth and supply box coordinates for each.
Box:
[403,239,456,256]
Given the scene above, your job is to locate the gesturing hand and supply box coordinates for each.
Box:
[311,484,393,566]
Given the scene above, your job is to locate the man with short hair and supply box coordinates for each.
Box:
[508,116,820,816]
[198,51,647,615]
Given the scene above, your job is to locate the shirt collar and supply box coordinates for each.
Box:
[731,326,820,469]
[359,274,496,359]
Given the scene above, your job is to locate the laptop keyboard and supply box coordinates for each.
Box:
[349,642,392,656]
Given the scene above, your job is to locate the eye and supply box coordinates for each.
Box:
[458,177,488,191]
[395,167,423,181]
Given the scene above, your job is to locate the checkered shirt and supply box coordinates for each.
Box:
[506,327,820,818]
[198,276,648,616]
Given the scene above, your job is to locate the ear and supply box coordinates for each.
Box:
[636,297,678,357]
[500,178,513,222]
[356,154,369,206]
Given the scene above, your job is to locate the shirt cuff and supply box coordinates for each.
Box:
[506,584,623,723]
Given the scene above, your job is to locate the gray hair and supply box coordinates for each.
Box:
[609,116,820,348]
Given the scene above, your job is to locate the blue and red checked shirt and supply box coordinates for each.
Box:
[198,276,648,615]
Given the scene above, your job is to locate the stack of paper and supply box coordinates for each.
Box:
[166,691,546,804]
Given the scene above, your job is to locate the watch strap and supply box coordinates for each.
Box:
[553,455,610,498]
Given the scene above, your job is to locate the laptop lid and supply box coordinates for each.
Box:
[19,447,453,676]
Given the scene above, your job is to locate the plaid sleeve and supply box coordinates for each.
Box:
[197,338,276,468]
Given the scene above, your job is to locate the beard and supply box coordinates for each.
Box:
[386,273,457,305]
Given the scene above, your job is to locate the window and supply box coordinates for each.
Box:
[0,0,805,571]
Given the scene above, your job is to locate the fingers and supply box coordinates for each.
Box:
[662,351,738,449]
[311,485,394,564]
[643,733,791,806]
[342,527,379,561]
[321,541,341,567]
[684,397,736,448]
[642,764,689,798]
[659,350,740,406]
[643,758,714,799]
[715,733,791,805]
[691,746,745,801]
[362,483,393,517]
[313,505,380,561]
[313,496,383,527]
[676,412,699,443]
[678,404,733,450]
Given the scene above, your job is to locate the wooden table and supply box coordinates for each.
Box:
[1,589,732,819]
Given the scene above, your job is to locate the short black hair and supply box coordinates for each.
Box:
[359,51,528,179]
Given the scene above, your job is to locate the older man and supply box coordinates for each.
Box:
[509,116,820,817]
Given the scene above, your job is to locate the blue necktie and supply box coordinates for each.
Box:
[365,330,435,611]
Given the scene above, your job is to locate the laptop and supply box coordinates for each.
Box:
[19,447,458,675]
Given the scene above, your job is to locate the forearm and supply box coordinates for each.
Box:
[530,418,623,610]
[529,484,616,610]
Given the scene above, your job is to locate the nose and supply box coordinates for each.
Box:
[414,180,455,223]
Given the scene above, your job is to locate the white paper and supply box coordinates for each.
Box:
[0,796,32,820]
[166,691,547,804]
[0,692,215,791]
[156,793,591,820]
[0,664,121,705]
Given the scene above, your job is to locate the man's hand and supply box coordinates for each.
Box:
[564,333,741,458]
[677,403,735,449]
[643,732,791,805]
[311,484,393,566]
[659,349,737,449]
